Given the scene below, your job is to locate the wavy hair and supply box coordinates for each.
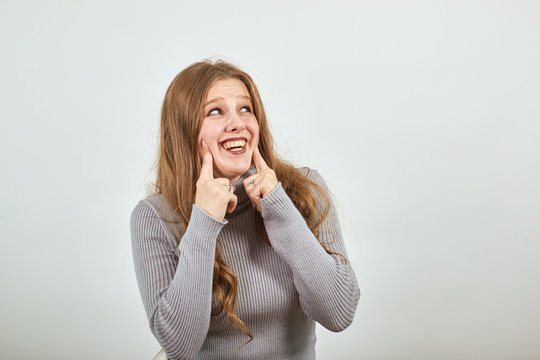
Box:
[147,59,347,360]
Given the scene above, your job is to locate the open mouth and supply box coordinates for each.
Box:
[220,137,248,154]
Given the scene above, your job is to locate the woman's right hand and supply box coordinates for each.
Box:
[195,140,237,221]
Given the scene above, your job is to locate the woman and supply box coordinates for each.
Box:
[130,59,360,360]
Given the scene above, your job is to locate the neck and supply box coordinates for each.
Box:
[225,164,258,218]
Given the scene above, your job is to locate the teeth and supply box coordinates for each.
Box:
[223,140,246,149]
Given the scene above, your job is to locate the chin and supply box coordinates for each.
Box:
[221,160,251,180]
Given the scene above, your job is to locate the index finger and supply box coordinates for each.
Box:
[200,139,214,179]
[252,146,269,172]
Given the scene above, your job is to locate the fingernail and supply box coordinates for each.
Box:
[202,139,207,148]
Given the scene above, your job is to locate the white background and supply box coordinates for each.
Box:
[1,1,539,359]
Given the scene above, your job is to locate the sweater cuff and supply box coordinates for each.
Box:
[260,182,302,221]
[179,205,227,255]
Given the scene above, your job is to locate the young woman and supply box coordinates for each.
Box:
[130,60,360,360]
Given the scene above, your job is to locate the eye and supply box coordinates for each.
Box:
[240,106,251,113]
[208,108,222,116]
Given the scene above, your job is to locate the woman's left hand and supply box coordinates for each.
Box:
[244,147,278,212]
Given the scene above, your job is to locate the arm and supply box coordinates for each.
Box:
[130,201,226,359]
[259,169,360,332]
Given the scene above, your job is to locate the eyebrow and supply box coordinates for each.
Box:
[204,95,252,107]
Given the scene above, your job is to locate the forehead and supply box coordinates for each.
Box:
[206,78,250,100]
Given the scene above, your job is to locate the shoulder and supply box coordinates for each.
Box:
[296,166,328,188]
[130,195,184,245]
[294,167,335,209]
[131,195,180,223]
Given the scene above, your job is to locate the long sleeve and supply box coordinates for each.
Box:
[130,201,226,360]
[260,169,360,332]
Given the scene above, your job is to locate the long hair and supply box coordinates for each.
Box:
[148,59,347,359]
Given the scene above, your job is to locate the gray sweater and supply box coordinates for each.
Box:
[130,166,360,360]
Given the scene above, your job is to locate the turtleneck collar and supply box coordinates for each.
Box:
[226,163,258,218]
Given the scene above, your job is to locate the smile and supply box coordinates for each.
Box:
[220,137,248,154]
[223,139,246,150]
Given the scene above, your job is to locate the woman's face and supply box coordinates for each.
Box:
[197,78,260,182]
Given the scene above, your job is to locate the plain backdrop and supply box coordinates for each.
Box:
[1,1,539,359]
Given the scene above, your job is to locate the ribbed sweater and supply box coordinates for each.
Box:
[130,166,360,360]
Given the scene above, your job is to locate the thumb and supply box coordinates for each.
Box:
[226,194,238,214]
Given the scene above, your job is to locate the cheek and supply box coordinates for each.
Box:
[247,119,260,144]
[197,121,212,159]
[198,120,219,145]
[197,120,208,141]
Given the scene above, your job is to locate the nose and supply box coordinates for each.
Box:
[224,113,245,133]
